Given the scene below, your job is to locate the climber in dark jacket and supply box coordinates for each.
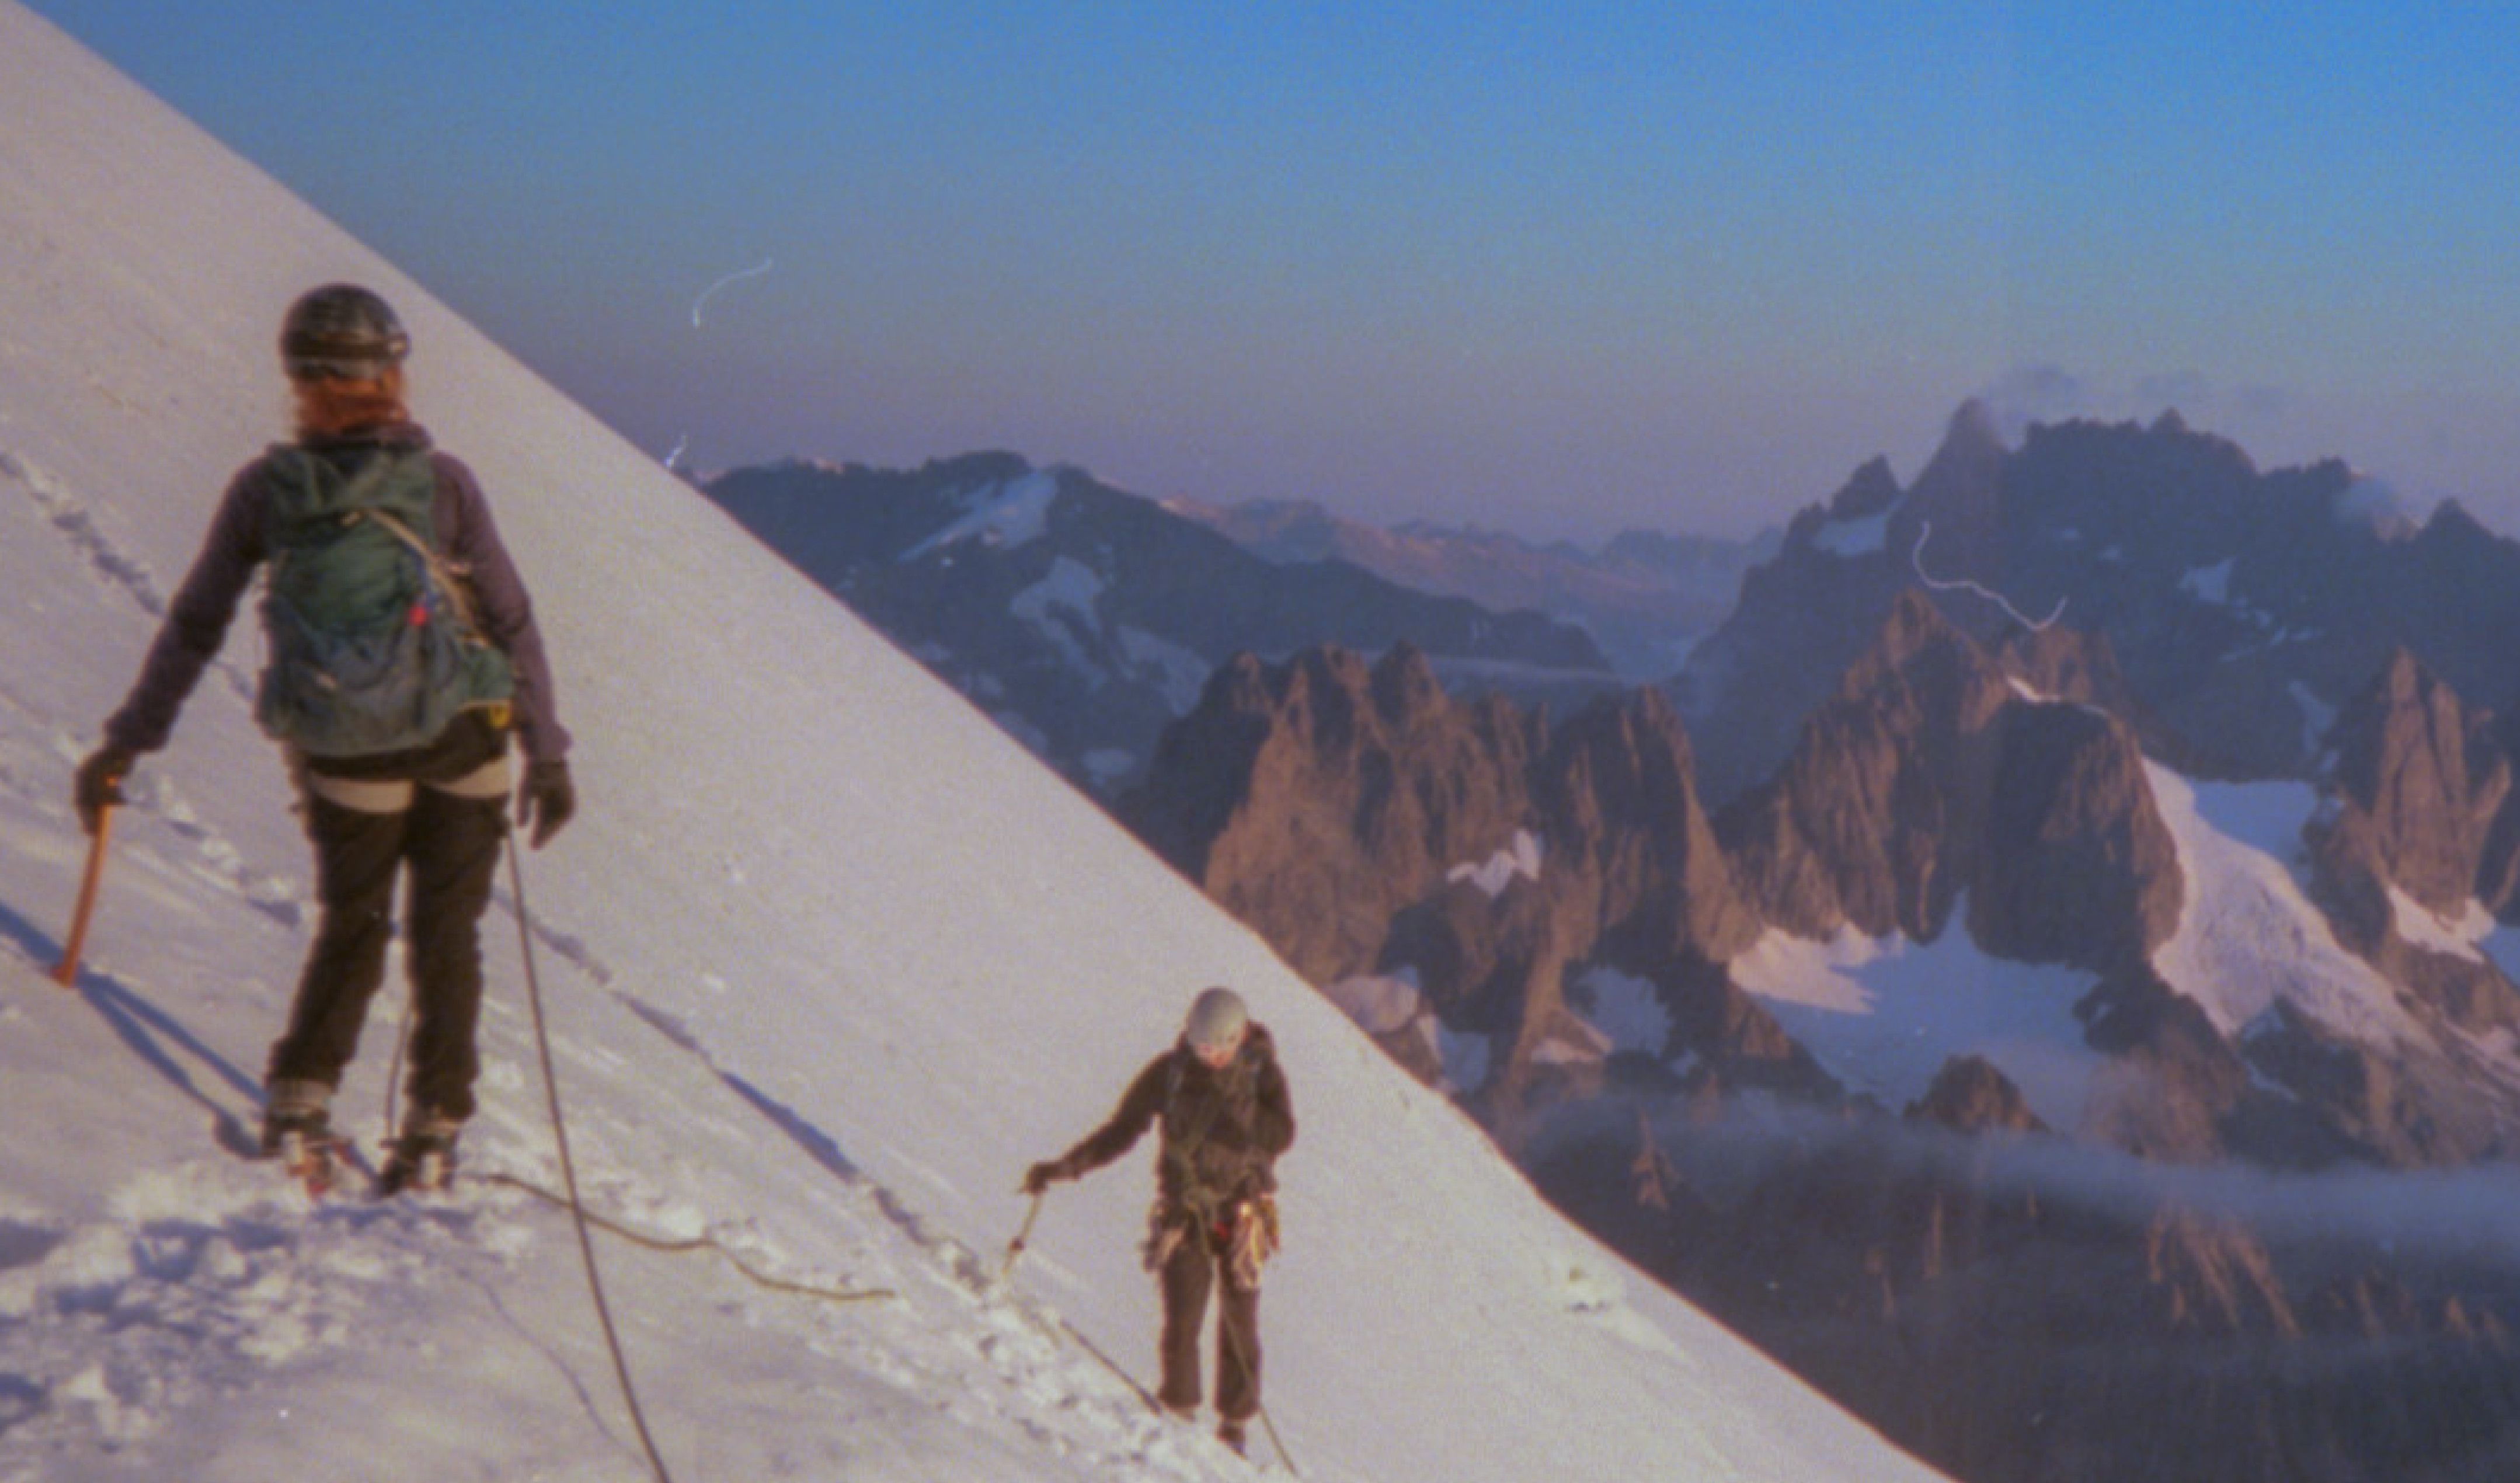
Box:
[74,284,573,1195]
[1025,987,1294,1454]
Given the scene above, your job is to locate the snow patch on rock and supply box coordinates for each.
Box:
[2180,558,2236,605]
[902,469,1062,561]
[1812,510,1891,558]
[1008,555,1111,688]
[1114,625,1211,715]
[2389,887,2494,965]
[1571,967,1673,1058]
[1448,830,1543,898]
[1731,910,2103,1130]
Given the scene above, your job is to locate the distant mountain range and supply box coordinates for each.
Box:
[701,453,1622,795]
[1675,400,2520,808]
[1125,598,2520,1169]
[702,409,2520,1482]
[1112,406,2520,1483]
[1164,493,1774,678]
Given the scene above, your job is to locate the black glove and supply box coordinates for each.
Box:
[516,758,575,848]
[74,744,135,836]
[1022,1159,1070,1196]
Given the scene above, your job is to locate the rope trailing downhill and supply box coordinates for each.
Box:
[507,830,677,1483]
[479,1171,895,1307]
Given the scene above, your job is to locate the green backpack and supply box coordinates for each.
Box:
[253,445,513,758]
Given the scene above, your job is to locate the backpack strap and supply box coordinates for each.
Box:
[361,506,489,640]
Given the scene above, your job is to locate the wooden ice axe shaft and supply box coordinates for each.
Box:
[51,805,114,988]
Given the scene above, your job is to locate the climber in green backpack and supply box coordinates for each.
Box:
[1024,987,1296,1455]
[74,284,575,1195]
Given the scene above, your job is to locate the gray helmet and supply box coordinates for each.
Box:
[1184,986,1249,1052]
[279,283,410,381]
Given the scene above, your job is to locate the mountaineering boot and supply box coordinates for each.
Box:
[262,1080,342,1195]
[260,1079,332,1154]
[377,1108,461,1196]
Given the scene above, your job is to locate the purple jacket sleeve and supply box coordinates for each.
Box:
[431,452,571,763]
[103,465,267,754]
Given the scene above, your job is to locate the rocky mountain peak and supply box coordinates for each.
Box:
[1680,398,2520,803]
[1861,589,1958,674]
[1843,591,2021,719]
[2420,497,2493,548]
[1943,397,2007,459]
[1369,641,1448,727]
[1722,594,2003,941]
[2293,650,2520,1063]
[1906,1054,2048,1136]
[1539,687,1759,968]
[1279,645,1374,754]
[1903,399,2010,534]
[1724,594,2181,966]
[1827,456,1903,521]
[1209,649,1275,708]
[2320,647,2511,918]
[1971,697,2185,970]
[1127,643,1540,986]
[1130,641,1776,1115]
[928,448,1039,485]
[1545,680,1700,775]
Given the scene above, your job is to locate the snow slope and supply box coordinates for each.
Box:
[2142,767,2420,1045]
[0,8,1945,1481]
[1724,764,2458,1138]
[1731,919,2101,1131]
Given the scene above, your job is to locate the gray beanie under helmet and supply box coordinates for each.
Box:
[1184,986,1249,1051]
[280,283,410,382]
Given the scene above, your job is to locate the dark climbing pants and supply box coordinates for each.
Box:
[266,786,507,1120]
[1158,1221,1262,1422]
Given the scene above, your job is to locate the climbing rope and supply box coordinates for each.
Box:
[507,830,678,1483]
[1217,1279,1299,1475]
[478,1171,894,1307]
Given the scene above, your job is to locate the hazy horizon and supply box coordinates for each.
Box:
[23,2,2520,545]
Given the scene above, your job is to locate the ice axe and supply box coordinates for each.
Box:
[51,804,114,988]
[1000,1191,1045,1283]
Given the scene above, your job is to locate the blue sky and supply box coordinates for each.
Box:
[24,1,2520,541]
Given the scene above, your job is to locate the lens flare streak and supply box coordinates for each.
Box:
[1910,519,2065,632]
[663,257,775,468]
[690,257,775,329]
